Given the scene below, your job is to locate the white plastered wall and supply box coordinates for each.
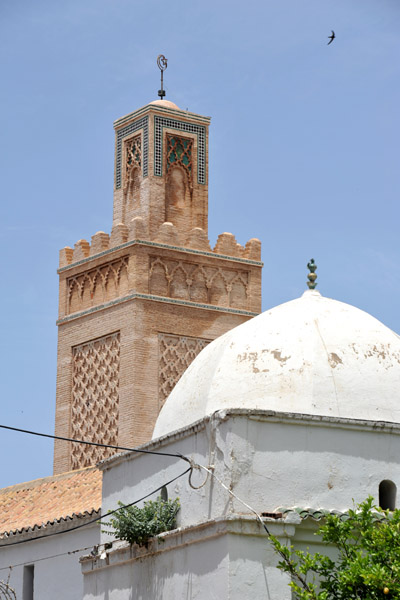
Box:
[83,410,400,600]
[100,410,400,536]
[0,523,99,600]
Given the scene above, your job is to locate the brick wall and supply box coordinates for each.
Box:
[53,100,263,474]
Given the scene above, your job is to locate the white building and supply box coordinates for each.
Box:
[81,289,400,599]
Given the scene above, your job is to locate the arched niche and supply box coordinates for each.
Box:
[165,165,191,233]
[379,480,397,511]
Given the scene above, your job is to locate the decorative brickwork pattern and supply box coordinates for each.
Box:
[71,333,120,470]
[149,257,249,309]
[124,135,142,207]
[116,116,148,188]
[55,101,261,475]
[158,333,210,405]
[166,135,193,180]
[154,116,206,184]
[67,256,129,314]
[125,135,141,177]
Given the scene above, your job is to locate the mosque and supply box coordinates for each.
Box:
[0,90,399,600]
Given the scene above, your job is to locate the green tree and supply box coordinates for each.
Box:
[269,497,400,599]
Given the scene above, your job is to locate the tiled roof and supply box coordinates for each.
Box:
[0,467,102,536]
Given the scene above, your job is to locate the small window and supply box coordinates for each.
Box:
[23,565,34,600]
[379,480,396,511]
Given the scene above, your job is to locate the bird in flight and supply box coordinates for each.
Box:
[327,30,335,45]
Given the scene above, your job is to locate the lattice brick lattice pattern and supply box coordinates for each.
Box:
[154,116,206,184]
[67,256,129,314]
[71,332,120,470]
[116,116,148,188]
[158,333,210,405]
[166,134,193,180]
[149,257,249,309]
[126,135,142,174]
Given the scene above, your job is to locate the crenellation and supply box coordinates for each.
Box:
[185,227,211,251]
[154,221,181,246]
[90,231,110,255]
[59,246,74,268]
[243,238,262,261]
[128,216,148,241]
[214,232,241,257]
[73,239,90,262]
[110,222,129,247]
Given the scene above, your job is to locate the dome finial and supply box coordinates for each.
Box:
[157,54,168,100]
[307,258,317,289]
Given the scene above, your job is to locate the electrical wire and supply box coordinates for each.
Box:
[0,457,274,582]
[0,424,190,463]
[0,545,96,572]
[189,465,322,593]
[190,461,319,593]
[188,461,271,535]
[0,425,273,546]
[0,467,191,548]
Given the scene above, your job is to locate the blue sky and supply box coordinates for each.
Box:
[0,0,399,487]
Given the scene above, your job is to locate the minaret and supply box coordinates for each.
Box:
[53,92,263,474]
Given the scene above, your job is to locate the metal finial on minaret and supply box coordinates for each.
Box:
[307,258,317,289]
[157,54,168,100]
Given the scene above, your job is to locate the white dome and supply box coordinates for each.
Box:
[149,99,181,110]
[153,290,400,438]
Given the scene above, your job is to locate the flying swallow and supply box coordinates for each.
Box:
[327,30,335,45]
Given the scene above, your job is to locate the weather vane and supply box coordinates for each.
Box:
[157,54,168,100]
[307,258,318,289]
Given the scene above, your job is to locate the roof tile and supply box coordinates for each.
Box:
[0,467,102,535]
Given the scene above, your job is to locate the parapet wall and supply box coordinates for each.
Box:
[57,219,262,322]
[59,218,261,268]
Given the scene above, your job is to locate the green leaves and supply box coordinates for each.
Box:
[102,496,180,547]
[269,497,400,599]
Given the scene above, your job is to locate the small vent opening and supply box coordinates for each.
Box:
[379,480,396,511]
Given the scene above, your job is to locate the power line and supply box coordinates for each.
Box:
[0,545,96,572]
[0,457,275,578]
[0,425,275,554]
[0,424,190,463]
[188,462,271,535]
[0,467,191,548]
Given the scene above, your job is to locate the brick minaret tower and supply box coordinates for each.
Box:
[53,99,262,474]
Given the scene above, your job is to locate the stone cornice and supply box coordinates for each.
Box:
[114,103,211,129]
